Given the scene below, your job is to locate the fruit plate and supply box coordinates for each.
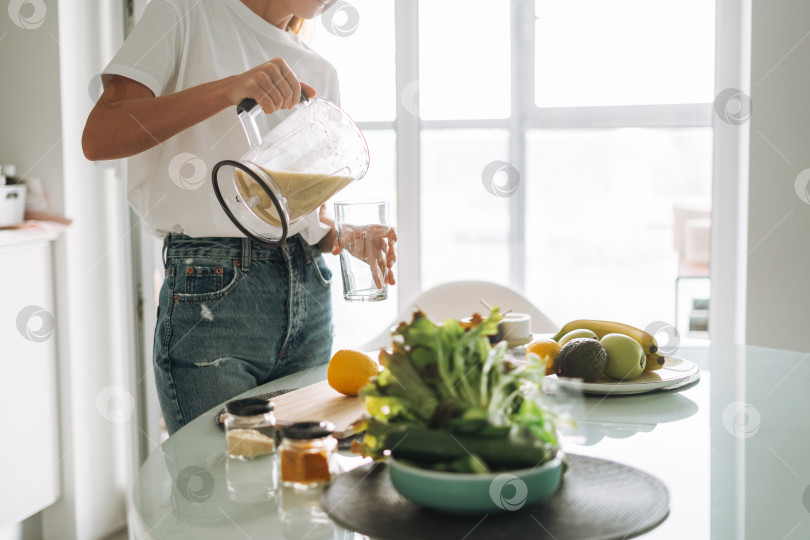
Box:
[546,356,699,395]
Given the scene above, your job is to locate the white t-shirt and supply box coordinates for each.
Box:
[103,0,340,242]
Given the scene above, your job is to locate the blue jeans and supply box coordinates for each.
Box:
[153,234,333,435]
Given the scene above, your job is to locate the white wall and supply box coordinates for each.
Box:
[44,0,139,536]
[0,1,140,538]
[0,3,63,539]
[0,0,64,207]
[745,1,810,352]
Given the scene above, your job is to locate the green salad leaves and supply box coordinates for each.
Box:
[356,309,560,473]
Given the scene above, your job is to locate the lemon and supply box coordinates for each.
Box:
[327,349,380,396]
[526,338,561,376]
[558,328,598,346]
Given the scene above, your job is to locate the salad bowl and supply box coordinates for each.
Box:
[387,451,564,513]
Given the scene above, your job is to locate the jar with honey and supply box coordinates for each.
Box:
[279,421,337,490]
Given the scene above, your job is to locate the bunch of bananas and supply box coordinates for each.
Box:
[551,319,665,372]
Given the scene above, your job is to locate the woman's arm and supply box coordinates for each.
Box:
[82,58,316,161]
[317,207,339,254]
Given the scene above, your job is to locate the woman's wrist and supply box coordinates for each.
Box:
[316,229,334,253]
[217,74,248,109]
[317,207,337,253]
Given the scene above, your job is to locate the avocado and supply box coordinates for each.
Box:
[555,338,608,382]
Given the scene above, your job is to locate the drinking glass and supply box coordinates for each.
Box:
[334,200,394,302]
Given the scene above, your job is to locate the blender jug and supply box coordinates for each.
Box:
[213,96,370,246]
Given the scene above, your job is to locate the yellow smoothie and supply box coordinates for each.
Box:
[234,168,353,227]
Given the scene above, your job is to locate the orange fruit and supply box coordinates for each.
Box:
[327,349,380,396]
[526,338,561,376]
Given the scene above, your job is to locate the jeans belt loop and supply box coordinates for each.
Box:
[162,236,169,267]
[241,238,251,272]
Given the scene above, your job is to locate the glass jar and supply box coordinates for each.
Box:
[224,397,277,458]
[224,397,278,502]
[279,421,337,490]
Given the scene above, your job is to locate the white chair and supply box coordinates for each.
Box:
[361,280,557,350]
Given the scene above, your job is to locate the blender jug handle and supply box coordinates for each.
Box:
[236,98,264,149]
[236,92,310,149]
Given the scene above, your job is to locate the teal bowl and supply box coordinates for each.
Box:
[387,452,564,513]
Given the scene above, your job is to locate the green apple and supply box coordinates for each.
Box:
[558,328,598,347]
[600,333,646,380]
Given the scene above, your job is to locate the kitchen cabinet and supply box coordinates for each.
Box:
[0,231,60,527]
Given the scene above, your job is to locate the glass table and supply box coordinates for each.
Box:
[128,343,810,539]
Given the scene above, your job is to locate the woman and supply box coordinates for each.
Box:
[83,0,396,435]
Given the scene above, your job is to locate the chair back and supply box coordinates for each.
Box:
[361,280,556,351]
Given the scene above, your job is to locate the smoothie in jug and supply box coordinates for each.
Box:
[234,168,354,227]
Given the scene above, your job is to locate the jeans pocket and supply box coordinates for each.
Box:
[310,250,333,288]
[174,258,242,301]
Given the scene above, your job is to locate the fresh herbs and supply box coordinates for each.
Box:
[355,309,560,473]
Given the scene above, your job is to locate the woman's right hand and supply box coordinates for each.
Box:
[226,58,317,113]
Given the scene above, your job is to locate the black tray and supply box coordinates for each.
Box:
[322,453,669,540]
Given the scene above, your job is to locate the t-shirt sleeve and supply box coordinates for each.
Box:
[329,69,341,107]
[102,0,183,97]
[298,212,332,245]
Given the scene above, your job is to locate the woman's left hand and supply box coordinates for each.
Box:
[332,225,397,288]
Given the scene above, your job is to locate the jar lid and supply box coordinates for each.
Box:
[225,396,274,416]
[282,421,335,440]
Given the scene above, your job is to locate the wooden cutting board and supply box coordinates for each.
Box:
[272,379,367,438]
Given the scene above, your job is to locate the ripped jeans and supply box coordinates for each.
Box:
[153,234,333,435]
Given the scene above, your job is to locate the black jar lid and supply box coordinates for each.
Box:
[282,421,335,440]
[225,397,275,416]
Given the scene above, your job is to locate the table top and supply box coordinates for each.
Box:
[128,343,810,540]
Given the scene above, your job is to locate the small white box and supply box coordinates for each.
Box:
[0,184,27,226]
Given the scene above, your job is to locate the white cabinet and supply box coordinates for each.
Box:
[0,235,60,527]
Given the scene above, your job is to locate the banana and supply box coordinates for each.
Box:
[552,319,659,355]
[645,352,666,372]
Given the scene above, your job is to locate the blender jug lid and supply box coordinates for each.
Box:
[212,159,289,247]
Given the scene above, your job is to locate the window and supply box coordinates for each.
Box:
[420,129,511,288]
[310,0,715,345]
[417,1,514,292]
[524,127,713,326]
[526,0,715,331]
[534,0,715,107]
[418,0,511,120]
[309,0,398,348]
[312,0,396,121]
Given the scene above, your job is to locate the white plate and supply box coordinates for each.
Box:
[546,356,699,395]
